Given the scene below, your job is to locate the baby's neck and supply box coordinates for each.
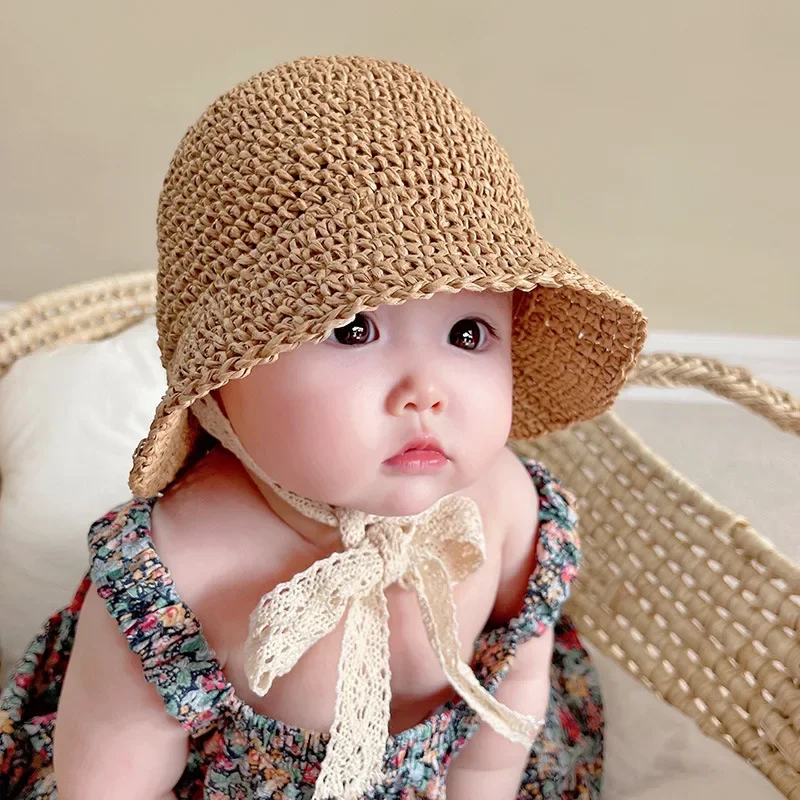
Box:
[248,469,343,552]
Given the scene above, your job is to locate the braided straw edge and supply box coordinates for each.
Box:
[631,353,800,437]
[0,272,157,376]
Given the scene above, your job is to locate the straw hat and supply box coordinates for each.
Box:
[130,55,647,498]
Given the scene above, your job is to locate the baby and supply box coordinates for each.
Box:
[0,56,646,800]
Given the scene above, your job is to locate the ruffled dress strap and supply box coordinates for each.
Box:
[473,456,582,698]
[88,499,233,736]
[508,457,581,644]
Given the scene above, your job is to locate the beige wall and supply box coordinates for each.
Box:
[1,0,798,335]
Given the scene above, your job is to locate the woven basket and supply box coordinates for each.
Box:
[1,272,799,798]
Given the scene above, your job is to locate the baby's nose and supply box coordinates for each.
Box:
[386,374,448,416]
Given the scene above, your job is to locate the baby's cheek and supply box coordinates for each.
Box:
[471,389,513,451]
[463,360,512,427]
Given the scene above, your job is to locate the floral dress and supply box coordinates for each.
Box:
[0,459,604,798]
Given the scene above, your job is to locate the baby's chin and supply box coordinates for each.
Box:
[338,476,469,519]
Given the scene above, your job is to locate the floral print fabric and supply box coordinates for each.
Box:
[0,458,603,798]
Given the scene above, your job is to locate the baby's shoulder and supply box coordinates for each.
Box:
[148,450,293,664]
[466,447,540,544]
[499,448,541,525]
[479,449,543,624]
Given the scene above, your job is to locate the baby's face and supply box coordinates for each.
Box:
[218,290,514,516]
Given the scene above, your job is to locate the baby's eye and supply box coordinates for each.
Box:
[328,313,378,346]
[449,319,495,351]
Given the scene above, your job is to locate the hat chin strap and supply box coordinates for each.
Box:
[192,394,349,529]
[190,394,545,800]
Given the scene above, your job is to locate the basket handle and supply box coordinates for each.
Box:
[627,353,800,437]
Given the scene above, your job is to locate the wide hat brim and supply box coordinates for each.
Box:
[130,218,646,498]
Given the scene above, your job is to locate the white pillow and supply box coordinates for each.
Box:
[0,316,784,799]
[0,317,164,681]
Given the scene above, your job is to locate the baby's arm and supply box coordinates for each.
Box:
[447,453,552,799]
[445,627,553,797]
[54,587,189,800]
